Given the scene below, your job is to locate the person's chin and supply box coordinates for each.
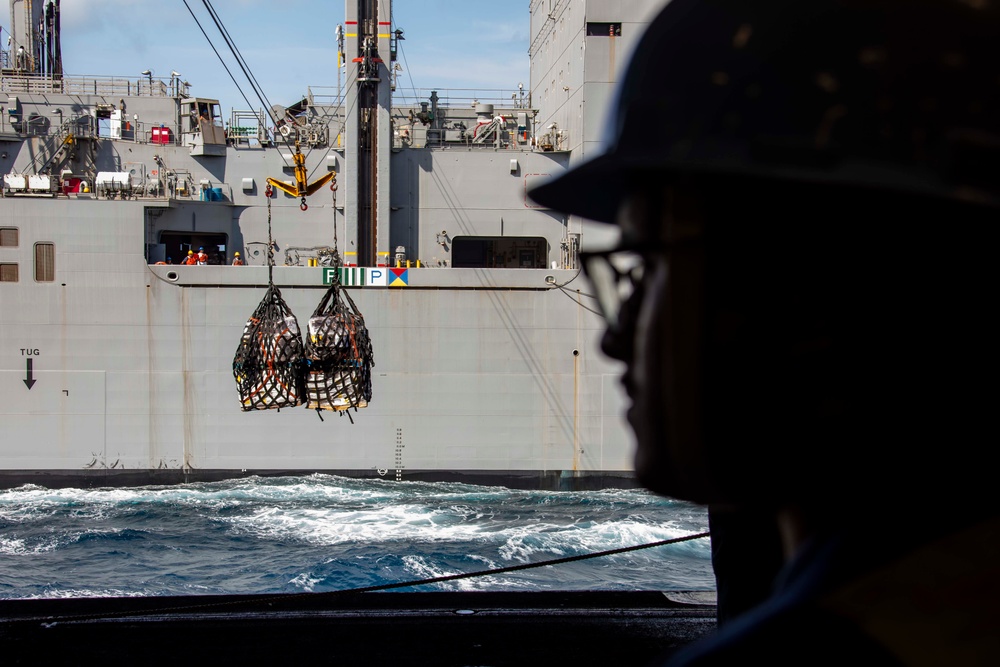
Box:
[634,449,674,498]
[629,419,666,492]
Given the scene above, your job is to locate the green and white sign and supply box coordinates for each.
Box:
[322,267,389,286]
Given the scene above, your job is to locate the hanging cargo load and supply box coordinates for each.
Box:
[233,284,305,410]
[304,276,374,413]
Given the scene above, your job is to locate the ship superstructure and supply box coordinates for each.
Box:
[0,0,664,489]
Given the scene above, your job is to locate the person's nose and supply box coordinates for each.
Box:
[599,288,642,362]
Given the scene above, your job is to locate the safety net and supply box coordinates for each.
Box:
[303,274,375,413]
[232,283,305,411]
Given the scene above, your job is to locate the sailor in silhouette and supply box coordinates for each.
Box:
[531,0,1000,662]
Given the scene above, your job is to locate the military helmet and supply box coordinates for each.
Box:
[529,0,1000,222]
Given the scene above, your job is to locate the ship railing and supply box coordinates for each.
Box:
[0,114,218,150]
[85,177,235,203]
[0,73,189,98]
[228,109,271,146]
[308,86,531,110]
[170,180,234,203]
[0,113,97,140]
[0,115,179,145]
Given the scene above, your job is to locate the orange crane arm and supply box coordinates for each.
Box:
[265,141,335,202]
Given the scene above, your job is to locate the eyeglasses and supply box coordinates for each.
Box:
[579,245,650,329]
[581,236,700,328]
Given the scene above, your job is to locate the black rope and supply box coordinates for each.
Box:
[330,531,711,594]
[267,190,274,285]
[0,531,710,626]
[332,180,339,254]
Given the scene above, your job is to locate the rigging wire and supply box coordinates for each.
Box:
[181,0,259,118]
[199,0,296,158]
[395,32,423,107]
[543,267,604,315]
[266,186,275,284]
[182,0,291,165]
[305,92,360,185]
[559,286,604,317]
[201,0,276,120]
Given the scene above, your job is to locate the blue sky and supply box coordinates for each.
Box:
[3,0,531,113]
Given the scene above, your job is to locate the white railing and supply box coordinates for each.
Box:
[308,86,531,110]
[0,74,190,98]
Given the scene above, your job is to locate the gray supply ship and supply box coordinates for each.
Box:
[0,0,665,488]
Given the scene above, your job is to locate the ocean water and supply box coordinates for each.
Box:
[0,475,712,600]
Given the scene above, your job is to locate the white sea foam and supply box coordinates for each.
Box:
[0,475,395,511]
[288,572,323,592]
[399,555,533,592]
[20,588,150,600]
[0,536,28,555]
[0,475,711,598]
[220,503,495,546]
[214,498,709,571]
[0,534,60,555]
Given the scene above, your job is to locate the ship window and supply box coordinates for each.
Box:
[0,263,18,282]
[452,236,548,269]
[0,227,18,247]
[586,22,622,37]
[34,242,55,281]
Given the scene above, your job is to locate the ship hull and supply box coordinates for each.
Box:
[0,198,633,489]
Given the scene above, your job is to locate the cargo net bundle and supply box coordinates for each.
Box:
[233,284,305,411]
[303,279,375,418]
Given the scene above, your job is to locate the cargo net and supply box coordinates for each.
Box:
[233,284,305,411]
[304,279,374,416]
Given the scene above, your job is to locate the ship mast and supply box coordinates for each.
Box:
[343,0,392,268]
[6,0,61,77]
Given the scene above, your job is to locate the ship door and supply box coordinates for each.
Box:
[95,105,114,138]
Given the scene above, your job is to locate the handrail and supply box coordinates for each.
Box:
[308,85,531,109]
[0,74,190,98]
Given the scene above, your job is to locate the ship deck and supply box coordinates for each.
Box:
[0,591,716,665]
